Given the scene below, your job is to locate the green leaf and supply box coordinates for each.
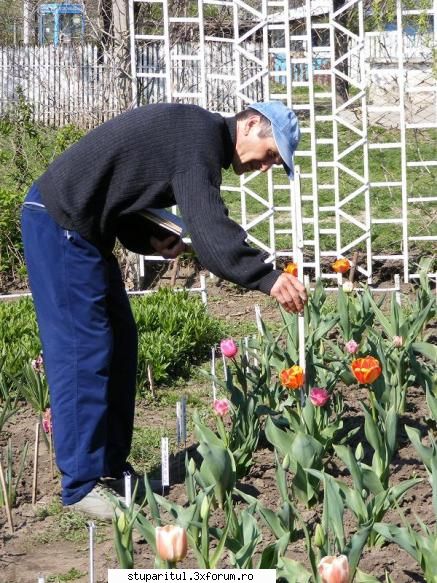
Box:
[373,523,418,561]
[412,342,437,363]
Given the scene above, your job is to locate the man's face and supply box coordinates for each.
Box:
[232,116,283,175]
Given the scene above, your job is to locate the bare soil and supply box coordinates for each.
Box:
[0,272,434,583]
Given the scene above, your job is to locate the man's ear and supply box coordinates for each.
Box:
[243,115,260,136]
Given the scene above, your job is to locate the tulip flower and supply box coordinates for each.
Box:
[331,258,351,273]
[342,281,354,293]
[31,353,44,374]
[220,338,238,358]
[309,387,330,407]
[345,339,359,354]
[351,356,382,384]
[393,335,404,348]
[155,525,188,564]
[280,365,305,390]
[283,262,298,277]
[318,554,350,583]
[213,399,230,417]
[42,408,52,434]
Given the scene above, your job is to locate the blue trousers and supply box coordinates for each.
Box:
[21,185,138,504]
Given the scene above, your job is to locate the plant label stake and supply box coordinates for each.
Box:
[180,396,187,445]
[252,334,258,367]
[88,521,96,583]
[161,437,169,491]
[124,473,132,507]
[222,351,228,381]
[32,420,40,505]
[49,428,54,479]
[176,402,182,447]
[0,454,13,534]
[211,347,217,402]
[37,575,45,583]
[254,304,264,336]
[147,364,156,399]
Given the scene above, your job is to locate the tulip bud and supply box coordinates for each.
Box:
[213,398,230,417]
[393,335,404,348]
[355,442,364,461]
[188,458,196,476]
[200,495,210,521]
[117,512,126,532]
[220,338,238,358]
[318,555,350,583]
[314,523,325,548]
[155,525,188,563]
[342,281,354,293]
[345,339,359,354]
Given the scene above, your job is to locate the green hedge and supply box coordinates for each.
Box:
[0,289,224,397]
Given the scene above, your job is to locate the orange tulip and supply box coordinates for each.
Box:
[155,525,188,563]
[280,365,305,390]
[331,258,351,273]
[318,555,350,583]
[351,356,382,384]
[283,262,298,277]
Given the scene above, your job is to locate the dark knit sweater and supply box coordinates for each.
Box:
[36,103,281,294]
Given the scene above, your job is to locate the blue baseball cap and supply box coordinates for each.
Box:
[249,102,300,178]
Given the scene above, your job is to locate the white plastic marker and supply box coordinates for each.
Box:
[161,437,169,490]
[32,421,40,505]
[254,304,264,336]
[176,401,182,447]
[88,521,96,583]
[37,576,45,583]
[180,396,187,444]
[124,473,132,507]
[222,350,228,381]
[211,347,217,402]
[244,336,249,372]
[253,334,258,367]
[292,167,306,408]
[394,274,401,306]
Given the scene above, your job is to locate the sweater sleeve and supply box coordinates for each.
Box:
[172,167,281,295]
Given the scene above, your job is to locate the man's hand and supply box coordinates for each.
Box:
[150,235,187,259]
[270,272,308,314]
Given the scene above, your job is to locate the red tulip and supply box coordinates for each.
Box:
[331,258,351,274]
[351,356,382,384]
[220,338,238,358]
[155,525,187,563]
[280,365,305,390]
[318,555,350,583]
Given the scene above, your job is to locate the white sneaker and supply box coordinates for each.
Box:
[68,483,128,521]
[101,474,162,502]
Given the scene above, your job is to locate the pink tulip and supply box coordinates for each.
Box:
[42,408,52,434]
[220,338,238,358]
[393,335,404,348]
[155,525,187,563]
[213,399,230,417]
[309,387,330,407]
[345,339,359,354]
[318,555,350,583]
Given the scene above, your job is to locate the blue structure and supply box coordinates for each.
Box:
[38,3,85,46]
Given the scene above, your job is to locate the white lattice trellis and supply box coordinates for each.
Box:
[128,0,437,289]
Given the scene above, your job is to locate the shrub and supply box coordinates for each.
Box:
[0,290,225,400]
[132,288,225,389]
